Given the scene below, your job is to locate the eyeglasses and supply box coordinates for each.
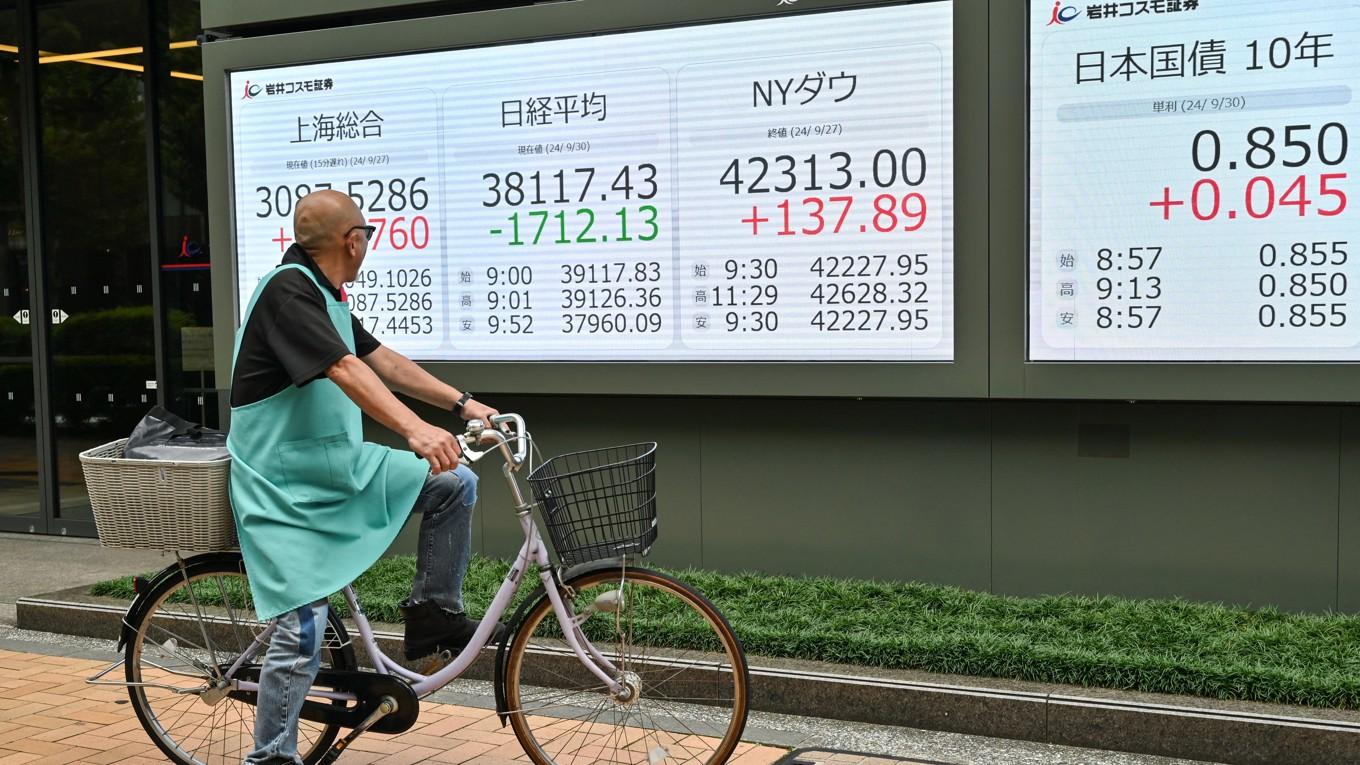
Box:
[346,225,377,241]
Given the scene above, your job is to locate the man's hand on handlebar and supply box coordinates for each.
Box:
[460,399,500,426]
[408,422,462,474]
[459,413,529,467]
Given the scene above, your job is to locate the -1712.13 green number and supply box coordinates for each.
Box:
[498,206,659,246]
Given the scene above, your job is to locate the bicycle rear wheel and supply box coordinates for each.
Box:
[123,553,353,765]
[503,566,749,765]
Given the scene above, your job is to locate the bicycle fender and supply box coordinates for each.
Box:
[116,551,245,652]
[493,580,547,727]
[116,581,154,653]
[492,559,632,726]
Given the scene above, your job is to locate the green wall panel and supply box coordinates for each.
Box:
[491,395,704,571]
[992,402,1340,612]
[378,395,704,570]
[1338,407,1360,614]
[697,399,992,588]
[377,397,1347,613]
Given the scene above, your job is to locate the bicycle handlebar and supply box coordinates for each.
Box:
[457,413,528,468]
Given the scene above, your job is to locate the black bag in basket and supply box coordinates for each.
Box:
[125,405,229,461]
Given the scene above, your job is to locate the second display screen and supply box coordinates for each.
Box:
[1030,0,1360,362]
[229,2,955,362]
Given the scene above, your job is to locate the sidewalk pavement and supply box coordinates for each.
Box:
[0,647,788,765]
[0,534,827,765]
[0,532,1227,765]
[0,533,165,628]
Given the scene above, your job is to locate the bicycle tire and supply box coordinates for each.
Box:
[123,552,353,765]
[503,566,749,765]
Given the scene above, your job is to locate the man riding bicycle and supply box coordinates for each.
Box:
[227,189,505,765]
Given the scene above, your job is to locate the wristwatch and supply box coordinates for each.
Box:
[452,391,473,414]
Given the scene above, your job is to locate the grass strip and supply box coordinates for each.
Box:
[90,554,1360,710]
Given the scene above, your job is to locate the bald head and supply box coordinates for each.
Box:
[294,190,362,254]
[293,190,368,288]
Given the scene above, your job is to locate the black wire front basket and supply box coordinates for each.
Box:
[526,442,658,566]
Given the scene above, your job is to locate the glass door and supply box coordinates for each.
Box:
[0,1,42,534]
[37,0,152,531]
[0,0,204,536]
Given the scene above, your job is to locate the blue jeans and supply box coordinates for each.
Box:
[244,466,477,764]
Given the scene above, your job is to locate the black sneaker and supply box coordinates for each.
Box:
[399,599,508,660]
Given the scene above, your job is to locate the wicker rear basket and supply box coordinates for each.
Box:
[78,438,236,551]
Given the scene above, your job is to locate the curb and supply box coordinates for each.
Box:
[17,595,1360,765]
[774,747,950,765]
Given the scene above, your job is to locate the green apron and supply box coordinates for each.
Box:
[227,264,428,620]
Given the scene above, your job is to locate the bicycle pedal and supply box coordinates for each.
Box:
[419,649,454,674]
[320,694,399,763]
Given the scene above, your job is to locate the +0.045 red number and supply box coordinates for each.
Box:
[1150,173,1347,221]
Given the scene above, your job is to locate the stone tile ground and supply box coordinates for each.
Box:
[0,648,787,765]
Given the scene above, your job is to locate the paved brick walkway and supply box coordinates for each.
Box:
[0,648,786,765]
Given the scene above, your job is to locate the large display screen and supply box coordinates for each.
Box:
[1030,0,1360,362]
[228,2,954,362]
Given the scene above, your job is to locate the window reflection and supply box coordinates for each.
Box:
[38,0,152,522]
[161,0,213,427]
[0,1,39,527]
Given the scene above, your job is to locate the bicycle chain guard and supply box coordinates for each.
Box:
[225,666,421,734]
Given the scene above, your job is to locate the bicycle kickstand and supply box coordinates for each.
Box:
[318,695,399,764]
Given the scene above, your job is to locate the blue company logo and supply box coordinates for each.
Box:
[1047,1,1081,26]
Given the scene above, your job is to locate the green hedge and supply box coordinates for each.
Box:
[91,554,1360,710]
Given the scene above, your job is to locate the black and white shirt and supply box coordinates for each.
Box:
[229,245,380,408]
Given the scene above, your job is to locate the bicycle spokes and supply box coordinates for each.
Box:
[122,562,348,765]
[504,568,748,765]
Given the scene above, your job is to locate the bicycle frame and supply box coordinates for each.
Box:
[223,415,628,705]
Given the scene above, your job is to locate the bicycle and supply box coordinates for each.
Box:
[86,414,750,765]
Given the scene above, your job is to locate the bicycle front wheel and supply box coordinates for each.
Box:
[503,566,749,765]
[123,552,352,765]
